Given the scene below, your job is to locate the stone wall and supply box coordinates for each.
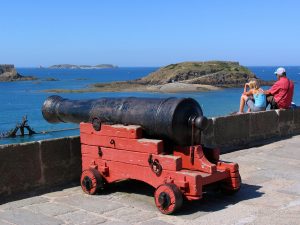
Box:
[1,108,299,198]
[202,108,300,152]
[0,136,81,198]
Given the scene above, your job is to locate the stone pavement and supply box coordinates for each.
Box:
[1,135,300,225]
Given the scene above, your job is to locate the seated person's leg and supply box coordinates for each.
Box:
[239,94,248,113]
[246,98,255,112]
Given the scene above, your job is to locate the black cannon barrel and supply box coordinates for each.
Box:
[42,95,208,146]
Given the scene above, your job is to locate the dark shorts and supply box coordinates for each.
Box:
[266,95,278,109]
[246,98,265,112]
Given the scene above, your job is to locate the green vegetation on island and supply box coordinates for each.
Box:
[140,61,272,87]
[44,61,274,93]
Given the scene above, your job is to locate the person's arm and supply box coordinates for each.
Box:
[244,83,249,93]
[265,81,280,95]
[243,89,253,96]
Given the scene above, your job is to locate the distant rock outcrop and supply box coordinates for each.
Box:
[44,61,274,93]
[139,61,273,87]
[49,64,117,69]
[0,64,37,82]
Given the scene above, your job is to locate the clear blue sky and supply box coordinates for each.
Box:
[1,0,300,67]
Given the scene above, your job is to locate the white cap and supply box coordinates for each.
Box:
[274,67,286,76]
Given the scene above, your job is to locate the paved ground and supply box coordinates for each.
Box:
[1,135,300,225]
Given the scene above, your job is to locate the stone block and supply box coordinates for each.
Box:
[40,138,71,165]
[277,109,294,137]
[54,194,123,214]
[69,136,81,160]
[56,210,106,225]
[201,118,215,147]
[102,222,131,225]
[249,110,279,142]
[25,202,77,217]
[40,138,76,185]
[69,136,82,182]
[66,162,81,184]
[104,207,155,223]
[293,108,300,133]
[213,113,250,147]
[42,164,71,186]
[140,219,174,225]
[0,196,49,210]
[0,208,62,225]
[0,142,41,196]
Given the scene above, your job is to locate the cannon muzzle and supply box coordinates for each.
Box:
[42,95,208,146]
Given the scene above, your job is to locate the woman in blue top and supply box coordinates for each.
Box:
[239,80,266,113]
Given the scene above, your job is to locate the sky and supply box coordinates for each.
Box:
[0,0,300,67]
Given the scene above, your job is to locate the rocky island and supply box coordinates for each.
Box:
[49,64,117,69]
[0,64,37,82]
[45,61,274,93]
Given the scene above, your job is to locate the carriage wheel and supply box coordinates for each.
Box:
[154,183,183,214]
[80,169,105,195]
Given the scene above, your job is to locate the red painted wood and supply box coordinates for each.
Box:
[80,132,163,154]
[93,159,203,197]
[80,122,143,139]
[216,161,239,173]
[81,148,241,198]
[80,122,241,202]
[81,144,182,171]
[173,145,217,173]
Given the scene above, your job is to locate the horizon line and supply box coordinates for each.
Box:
[14,64,300,68]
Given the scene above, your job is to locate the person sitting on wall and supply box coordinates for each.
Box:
[238,80,266,113]
[264,67,294,109]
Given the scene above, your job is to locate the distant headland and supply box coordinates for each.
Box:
[49,64,117,69]
[44,61,274,93]
[0,64,37,82]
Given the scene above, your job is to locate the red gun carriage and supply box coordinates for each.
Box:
[80,122,240,214]
[43,96,241,214]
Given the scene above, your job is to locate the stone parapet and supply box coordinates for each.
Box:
[202,108,300,152]
[0,136,81,198]
[1,108,299,198]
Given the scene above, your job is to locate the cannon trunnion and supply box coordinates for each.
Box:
[42,96,241,214]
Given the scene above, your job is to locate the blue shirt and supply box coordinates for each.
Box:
[253,92,266,108]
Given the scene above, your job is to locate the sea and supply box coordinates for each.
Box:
[0,66,299,145]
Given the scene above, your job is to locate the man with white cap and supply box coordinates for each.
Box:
[264,67,294,109]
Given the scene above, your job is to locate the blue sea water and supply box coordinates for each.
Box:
[0,66,299,145]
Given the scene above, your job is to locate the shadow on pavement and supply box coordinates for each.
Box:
[101,179,155,197]
[98,180,264,215]
[178,183,264,215]
[1,179,264,217]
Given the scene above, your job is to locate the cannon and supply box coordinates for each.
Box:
[42,95,241,214]
[42,95,208,146]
